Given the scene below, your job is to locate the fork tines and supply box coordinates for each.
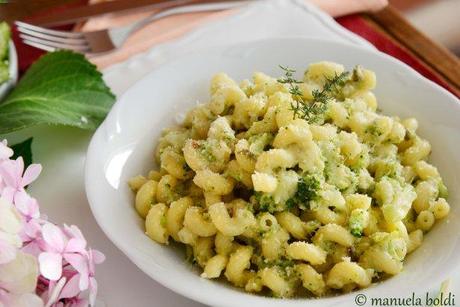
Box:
[15,21,91,52]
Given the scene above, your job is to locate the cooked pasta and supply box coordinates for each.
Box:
[130,61,450,298]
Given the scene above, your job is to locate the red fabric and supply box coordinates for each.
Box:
[12,5,457,97]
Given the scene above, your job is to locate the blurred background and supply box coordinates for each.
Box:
[390,0,460,55]
[1,0,459,56]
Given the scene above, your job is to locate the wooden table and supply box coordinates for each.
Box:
[365,6,460,97]
[2,0,459,96]
[0,0,77,23]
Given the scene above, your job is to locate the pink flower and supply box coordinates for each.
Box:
[0,197,23,264]
[15,191,40,221]
[0,290,44,307]
[0,239,17,265]
[0,141,104,305]
[0,157,42,203]
[0,140,13,197]
[38,224,88,281]
[60,249,105,306]
[21,218,45,258]
[42,277,66,307]
[0,140,13,161]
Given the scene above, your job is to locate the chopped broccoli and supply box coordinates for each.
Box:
[248,133,274,155]
[350,228,363,238]
[349,208,369,238]
[258,257,294,270]
[255,192,277,213]
[365,124,383,137]
[286,174,320,209]
[198,141,216,162]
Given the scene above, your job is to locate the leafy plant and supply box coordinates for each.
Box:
[0,51,115,134]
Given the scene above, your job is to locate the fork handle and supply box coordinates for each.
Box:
[109,0,249,47]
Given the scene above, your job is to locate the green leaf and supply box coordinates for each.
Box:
[11,137,33,168]
[0,51,115,134]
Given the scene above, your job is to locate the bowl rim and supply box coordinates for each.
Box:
[85,37,460,307]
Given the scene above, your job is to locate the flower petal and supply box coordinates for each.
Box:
[0,251,39,293]
[63,225,86,242]
[73,298,89,307]
[65,238,86,254]
[38,252,62,280]
[58,273,81,299]
[21,241,42,258]
[63,253,87,275]
[0,197,23,234]
[24,219,42,239]
[0,292,44,307]
[14,191,40,219]
[16,157,24,176]
[44,277,66,306]
[0,239,17,264]
[91,249,106,265]
[89,277,98,306]
[0,160,20,188]
[9,293,44,307]
[63,253,90,291]
[0,140,13,161]
[41,223,65,252]
[21,164,42,187]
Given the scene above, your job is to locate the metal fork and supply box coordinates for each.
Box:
[15,1,247,54]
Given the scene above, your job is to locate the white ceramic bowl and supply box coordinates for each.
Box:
[0,41,18,101]
[85,38,460,307]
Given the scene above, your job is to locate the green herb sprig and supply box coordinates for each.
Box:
[277,65,350,123]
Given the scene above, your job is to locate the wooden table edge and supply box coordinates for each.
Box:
[367,5,460,97]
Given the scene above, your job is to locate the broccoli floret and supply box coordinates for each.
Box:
[365,124,383,137]
[248,133,274,155]
[349,208,369,238]
[255,192,277,213]
[286,175,320,209]
[350,228,363,238]
[198,141,216,162]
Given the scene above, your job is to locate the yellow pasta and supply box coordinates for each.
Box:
[225,246,253,287]
[135,180,157,218]
[296,264,326,296]
[201,254,228,279]
[184,206,217,237]
[130,61,449,298]
[286,242,327,265]
[145,203,168,244]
